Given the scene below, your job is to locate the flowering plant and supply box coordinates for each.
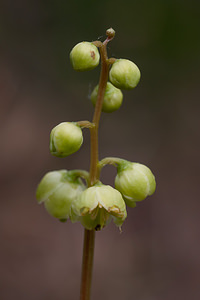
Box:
[36,28,156,300]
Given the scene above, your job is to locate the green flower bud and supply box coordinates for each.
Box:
[91,82,123,113]
[115,162,156,206]
[36,170,85,220]
[70,42,100,71]
[72,183,127,230]
[109,59,141,90]
[50,122,83,157]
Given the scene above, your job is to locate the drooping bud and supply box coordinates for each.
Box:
[109,59,141,90]
[115,161,156,207]
[36,170,85,221]
[91,82,123,113]
[50,122,83,157]
[106,28,115,39]
[72,183,127,230]
[70,42,100,71]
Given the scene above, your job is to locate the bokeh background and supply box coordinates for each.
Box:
[1,0,200,299]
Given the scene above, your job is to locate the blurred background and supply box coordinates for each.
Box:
[0,0,200,299]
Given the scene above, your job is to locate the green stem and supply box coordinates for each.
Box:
[67,170,90,186]
[98,157,130,174]
[80,34,112,300]
[77,120,95,129]
[98,157,125,170]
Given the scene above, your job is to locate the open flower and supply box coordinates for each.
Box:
[36,170,85,221]
[72,183,127,230]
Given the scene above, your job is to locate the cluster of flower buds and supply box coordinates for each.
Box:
[70,39,140,112]
[36,29,156,231]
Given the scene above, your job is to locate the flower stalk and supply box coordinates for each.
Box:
[80,34,111,300]
[80,229,95,300]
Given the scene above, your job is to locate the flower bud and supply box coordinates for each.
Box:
[70,42,100,71]
[115,162,156,206]
[109,59,141,90]
[50,122,83,157]
[91,82,123,113]
[36,170,85,221]
[106,28,115,39]
[72,183,127,230]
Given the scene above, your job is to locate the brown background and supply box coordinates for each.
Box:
[0,0,200,299]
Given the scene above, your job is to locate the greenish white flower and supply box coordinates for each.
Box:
[115,162,156,207]
[91,82,123,113]
[70,42,100,71]
[72,183,127,230]
[36,170,85,221]
[109,59,141,90]
[50,122,83,157]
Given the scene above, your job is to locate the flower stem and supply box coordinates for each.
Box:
[98,157,125,170]
[89,42,109,186]
[80,32,112,300]
[77,120,95,129]
[80,229,95,300]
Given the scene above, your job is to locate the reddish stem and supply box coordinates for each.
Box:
[80,33,112,300]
